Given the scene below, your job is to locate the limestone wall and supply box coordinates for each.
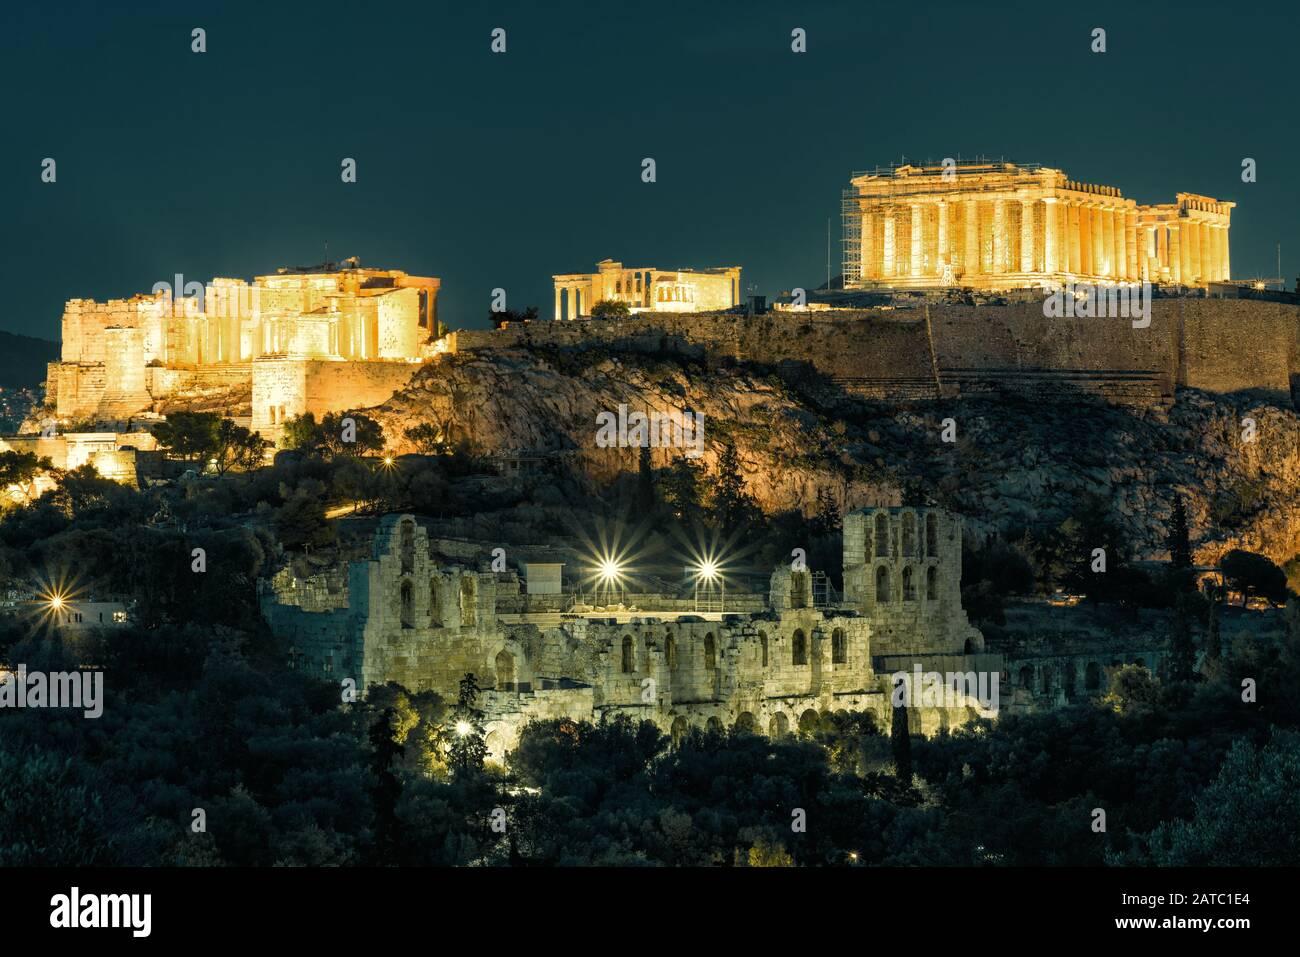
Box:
[452,298,1300,407]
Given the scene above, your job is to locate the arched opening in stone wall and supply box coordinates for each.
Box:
[735,712,756,734]
[706,716,722,733]
[1019,665,1034,688]
[484,730,503,763]
[768,712,790,738]
[902,566,916,601]
[831,628,846,664]
[876,565,891,603]
[790,570,810,609]
[400,519,415,575]
[902,512,916,557]
[429,578,440,624]
[1064,661,1077,699]
[621,635,635,673]
[666,635,677,671]
[671,716,688,748]
[874,512,889,557]
[495,650,515,691]
[704,634,716,670]
[926,513,938,556]
[1040,666,1053,696]
[1085,662,1101,691]
[792,629,808,666]
[459,576,477,628]
[399,580,414,629]
[963,638,973,654]
[927,566,938,601]
[798,709,820,736]
[759,631,768,667]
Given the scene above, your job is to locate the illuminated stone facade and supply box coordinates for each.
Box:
[261,509,997,760]
[553,259,742,320]
[46,261,439,443]
[842,161,1233,291]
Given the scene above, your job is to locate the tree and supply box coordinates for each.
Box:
[1059,494,1132,604]
[590,299,630,320]
[1204,588,1223,662]
[890,679,913,785]
[1168,493,1193,569]
[636,445,655,515]
[442,673,488,776]
[812,486,841,535]
[709,439,757,532]
[281,411,385,459]
[367,708,405,865]
[404,421,450,456]
[660,455,705,525]
[1167,596,1196,682]
[274,490,336,551]
[212,418,271,475]
[0,450,53,502]
[1137,730,1300,865]
[152,411,221,463]
[1220,549,1288,607]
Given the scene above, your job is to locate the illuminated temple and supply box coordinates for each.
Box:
[841,161,1233,291]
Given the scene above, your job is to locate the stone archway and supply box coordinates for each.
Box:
[768,712,790,738]
[671,715,689,747]
[798,708,820,736]
[735,711,757,734]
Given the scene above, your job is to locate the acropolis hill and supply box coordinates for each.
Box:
[22,160,1300,466]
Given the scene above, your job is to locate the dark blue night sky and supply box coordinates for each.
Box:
[2,0,1296,339]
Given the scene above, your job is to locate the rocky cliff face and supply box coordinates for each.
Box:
[366,347,1300,567]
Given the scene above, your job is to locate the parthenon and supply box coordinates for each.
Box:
[842,161,1233,291]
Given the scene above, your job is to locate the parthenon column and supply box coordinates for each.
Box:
[1201,222,1214,282]
[1219,225,1230,280]
[882,211,896,278]
[1191,222,1203,282]
[554,286,562,321]
[964,200,979,277]
[1170,223,1183,284]
[937,202,949,273]
[991,200,1007,274]
[1089,206,1103,278]
[1101,208,1115,278]
[860,213,875,281]
[915,201,925,276]
[1125,211,1139,281]
[1020,199,1034,273]
[1065,203,1078,274]
[1042,198,1059,274]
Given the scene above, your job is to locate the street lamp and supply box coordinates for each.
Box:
[595,556,625,608]
[693,558,724,613]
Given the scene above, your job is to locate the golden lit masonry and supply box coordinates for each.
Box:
[553,259,742,319]
[841,161,1233,291]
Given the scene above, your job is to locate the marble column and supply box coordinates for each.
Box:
[554,286,562,321]
[1020,199,1034,273]
[882,211,896,277]
[1125,211,1139,281]
[1102,208,1116,277]
[910,204,922,278]
[1171,223,1184,284]
[937,202,949,274]
[1219,225,1231,281]
[991,200,1007,273]
[861,213,874,281]
[1042,198,1059,274]
[964,200,979,277]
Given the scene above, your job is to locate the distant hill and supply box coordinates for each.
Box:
[0,331,59,389]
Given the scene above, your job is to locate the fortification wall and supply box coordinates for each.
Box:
[251,358,425,443]
[452,299,1300,406]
